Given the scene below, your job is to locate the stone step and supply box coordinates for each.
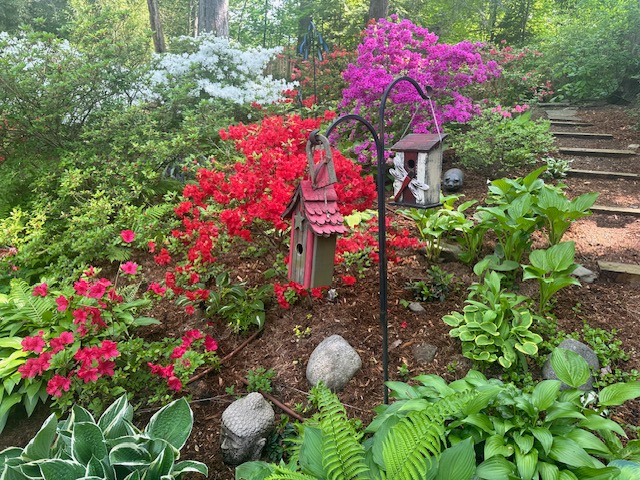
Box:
[551,131,614,139]
[538,102,572,107]
[590,205,640,216]
[550,120,594,127]
[566,169,640,179]
[598,261,640,284]
[558,147,637,157]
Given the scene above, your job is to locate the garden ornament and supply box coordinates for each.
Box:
[282,132,347,288]
[442,168,464,192]
[220,392,275,465]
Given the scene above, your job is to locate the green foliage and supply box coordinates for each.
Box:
[247,367,277,394]
[533,188,598,246]
[522,242,581,314]
[542,156,573,179]
[205,271,272,334]
[0,395,207,479]
[443,271,544,370]
[406,266,455,303]
[453,108,555,176]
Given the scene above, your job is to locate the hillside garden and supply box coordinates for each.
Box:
[1,0,640,478]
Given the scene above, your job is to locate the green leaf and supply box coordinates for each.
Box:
[98,396,134,440]
[22,414,57,461]
[598,382,640,407]
[172,460,208,476]
[531,427,554,456]
[532,381,561,411]
[145,444,175,478]
[579,415,626,437]
[132,317,160,327]
[435,438,475,480]
[146,398,193,451]
[72,422,107,465]
[550,348,590,388]
[537,461,560,480]
[549,437,601,469]
[235,461,276,480]
[515,446,538,480]
[476,455,515,479]
[298,426,324,478]
[108,443,152,466]
[484,435,514,459]
[39,459,85,480]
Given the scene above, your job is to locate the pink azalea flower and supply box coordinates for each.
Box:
[148,282,166,296]
[46,374,71,397]
[120,261,139,275]
[167,376,182,392]
[21,335,46,353]
[204,335,218,352]
[55,295,69,311]
[32,283,48,297]
[120,230,135,243]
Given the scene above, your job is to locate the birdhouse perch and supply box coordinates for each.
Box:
[282,134,347,289]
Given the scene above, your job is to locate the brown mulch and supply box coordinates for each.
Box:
[1,104,639,480]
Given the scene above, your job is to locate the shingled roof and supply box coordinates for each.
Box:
[282,180,347,237]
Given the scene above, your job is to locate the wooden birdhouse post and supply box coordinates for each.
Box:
[282,134,347,288]
[389,133,448,209]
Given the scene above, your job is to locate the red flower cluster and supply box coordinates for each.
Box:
[148,329,218,392]
[273,282,324,309]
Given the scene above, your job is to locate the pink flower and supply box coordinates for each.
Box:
[148,241,156,253]
[167,376,182,392]
[86,279,111,299]
[50,332,74,353]
[204,335,218,352]
[21,335,46,353]
[185,305,195,315]
[74,280,89,296]
[46,374,71,397]
[120,261,139,275]
[120,230,135,243]
[400,321,408,329]
[76,366,99,383]
[32,283,48,297]
[148,282,166,296]
[55,295,69,311]
[171,345,187,359]
[154,248,172,266]
[185,329,203,340]
[18,353,52,378]
[99,340,119,359]
[97,360,116,377]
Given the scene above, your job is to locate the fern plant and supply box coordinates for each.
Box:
[236,385,478,480]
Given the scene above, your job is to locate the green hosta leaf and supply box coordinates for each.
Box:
[98,396,134,439]
[513,433,534,455]
[461,413,494,433]
[515,446,538,480]
[235,461,276,480]
[172,460,208,476]
[475,335,493,346]
[122,471,141,480]
[515,341,539,356]
[571,466,621,479]
[532,380,561,411]
[132,317,160,327]
[39,459,85,480]
[22,414,57,461]
[549,437,602,469]
[145,398,193,450]
[550,348,590,388]
[531,427,554,456]
[72,422,107,465]
[598,382,640,407]
[537,461,560,480]
[298,426,323,478]
[484,435,514,459]
[476,455,515,479]
[579,415,626,437]
[566,428,611,456]
[435,437,475,480]
[145,445,175,478]
[108,443,152,467]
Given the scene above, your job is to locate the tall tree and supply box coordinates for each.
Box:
[367,0,388,22]
[147,0,166,52]
[197,0,229,36]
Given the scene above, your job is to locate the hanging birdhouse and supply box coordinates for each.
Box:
[282,134,347,289]
[389,133,448,209]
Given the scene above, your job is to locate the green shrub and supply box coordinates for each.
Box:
[454,108,555,176]
[0,395,208,479]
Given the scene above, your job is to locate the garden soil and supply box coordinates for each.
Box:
[1,104,639,479]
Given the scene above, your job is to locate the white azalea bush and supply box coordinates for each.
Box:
[144,33,296,105]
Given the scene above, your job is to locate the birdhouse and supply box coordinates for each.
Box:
[282,134,347,288]
[389,133,448,209]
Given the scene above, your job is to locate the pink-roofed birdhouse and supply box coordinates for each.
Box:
[282,134,347,288]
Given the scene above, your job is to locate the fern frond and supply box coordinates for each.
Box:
[381,390,477,480]
[143,203,174,221]
[117,283,141,303]
[266,466,318,480]
[315,387,370,480]
[105,246,132,263]
[6,279,56,325]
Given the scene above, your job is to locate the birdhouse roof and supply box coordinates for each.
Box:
[390,133,448,152]
[282,180,347,237]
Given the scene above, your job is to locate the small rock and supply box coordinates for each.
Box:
[408,302,426,313]
[572,265,598,284]
[542,339,599,391]
[306,335,362,391]
[628,144,639,150]
[412,343,438,364]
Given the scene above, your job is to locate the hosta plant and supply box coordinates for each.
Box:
[0,395,207,479]
[443,271,544,370]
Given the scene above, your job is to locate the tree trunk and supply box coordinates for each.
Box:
[197,0,229,37]
[367,0,389,23]
[146,0,166,53]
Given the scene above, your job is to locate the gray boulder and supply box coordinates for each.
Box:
[306,335,362,391]
[542,338,599,391]
[572,265,598,284]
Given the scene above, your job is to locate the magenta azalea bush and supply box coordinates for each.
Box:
[338,16,501,162]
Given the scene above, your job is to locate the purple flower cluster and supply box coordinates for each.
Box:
[338,16,501,161]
